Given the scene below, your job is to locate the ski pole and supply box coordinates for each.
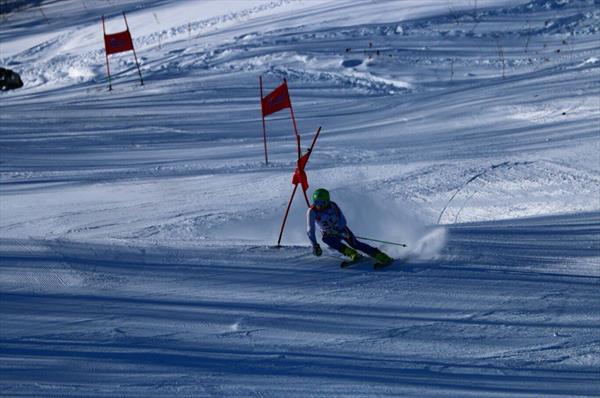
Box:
[354,236,407,247]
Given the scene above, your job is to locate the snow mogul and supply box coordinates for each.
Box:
[307,188,393,266]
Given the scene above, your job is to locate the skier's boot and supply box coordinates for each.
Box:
[372,249,393,265]
[342,246,361,262]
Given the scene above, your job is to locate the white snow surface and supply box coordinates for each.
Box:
[1,0,599,396]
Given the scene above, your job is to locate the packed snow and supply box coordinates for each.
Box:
[1,0,599,396]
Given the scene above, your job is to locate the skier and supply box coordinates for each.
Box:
[307,188,393,265]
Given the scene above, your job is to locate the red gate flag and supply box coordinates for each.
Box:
[292,152,310,192]
[261,81,291,117]
[102,12,144,91]
[104,30,134,55]
[277,126,322,247]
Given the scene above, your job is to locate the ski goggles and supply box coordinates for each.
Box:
[314,200,329,208]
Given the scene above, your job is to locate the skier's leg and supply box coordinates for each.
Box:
[322,234,359,260]
[321,234,346,253]
[343,228,379,257]
[344,228,393,264]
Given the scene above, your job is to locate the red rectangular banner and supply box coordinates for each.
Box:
[261,81,291,117]
[104,30,134,55]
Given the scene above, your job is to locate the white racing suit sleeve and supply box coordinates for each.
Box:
[307,207,317,246]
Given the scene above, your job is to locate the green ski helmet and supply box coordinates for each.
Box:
[312,188,330,205]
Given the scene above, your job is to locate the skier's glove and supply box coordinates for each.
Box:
[313,244,322,257]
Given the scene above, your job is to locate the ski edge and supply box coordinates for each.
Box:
[373,256,408,270]
[340,256,364,268]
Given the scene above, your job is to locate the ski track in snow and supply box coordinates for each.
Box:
[1,0,599,396]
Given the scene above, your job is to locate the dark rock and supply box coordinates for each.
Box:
[0,67,24,91]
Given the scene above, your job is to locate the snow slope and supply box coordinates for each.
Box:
[2,212,599,397]
[1,0,599,396]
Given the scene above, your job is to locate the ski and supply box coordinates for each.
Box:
[373,260,394,270]
[340,254,408,270]
[340,256,364,268]
[373,256,408,270]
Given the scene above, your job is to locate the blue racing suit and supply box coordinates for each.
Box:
[306,201,378,256]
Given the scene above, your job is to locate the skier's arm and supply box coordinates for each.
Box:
[307,207,318,247]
